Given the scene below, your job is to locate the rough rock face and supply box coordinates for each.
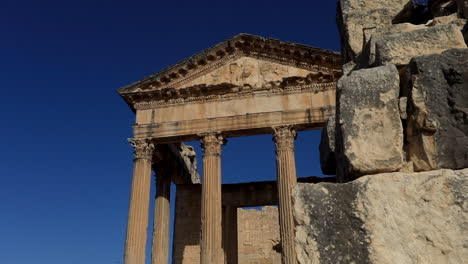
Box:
[319,116,336,175]
[293,168,468,264]
[337,0,408,62]
[331,0,468,179]
[373,24,467,66]
[361,23,426,67]
[338,0,468,64]
[428,13,463,26]
[405,48,468,171]
[336,64,404,180]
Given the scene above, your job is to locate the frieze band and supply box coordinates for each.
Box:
[134,82,336,110]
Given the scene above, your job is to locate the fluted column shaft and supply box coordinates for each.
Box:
[151,166,171,264]
[200,133,225,264]
[125,139,155,264]
[273,126,297,264]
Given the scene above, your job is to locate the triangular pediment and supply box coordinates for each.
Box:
[118,33,341,109]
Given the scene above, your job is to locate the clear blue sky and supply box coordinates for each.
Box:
[0,1,339,263]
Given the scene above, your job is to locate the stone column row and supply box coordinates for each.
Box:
[125,126,298,264]
[124,139,172,264]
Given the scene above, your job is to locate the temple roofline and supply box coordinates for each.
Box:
[118,33,341,97]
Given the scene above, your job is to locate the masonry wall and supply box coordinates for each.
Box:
[237,206,281,264]
[172,185,281,264]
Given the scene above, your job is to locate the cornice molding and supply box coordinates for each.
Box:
[133,82,336,110]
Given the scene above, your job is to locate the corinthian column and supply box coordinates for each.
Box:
[273,126,297,264]
[151,165,171,264]
[200,133,225,264]
[124,139,155,264]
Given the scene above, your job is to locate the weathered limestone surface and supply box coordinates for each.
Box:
[361,23,426,67]
[373,24,467,66]
[293,168,468,264]
[337,0,408,61]
[405,49,468,171]
[319,116,336,175]
[428,13,466,27]
[336,65,404,180]
[237,207,281,264]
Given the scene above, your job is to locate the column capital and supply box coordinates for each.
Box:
[129,138,155,161]
[200,133,226,157]
[272,125,297,151]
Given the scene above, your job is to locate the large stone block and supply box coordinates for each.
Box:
[373,24,467,66]
[361,23,426,67]
[336,64,404,180]
[337,0,408,62]
[319,116,336,175]
[405,48,468,171]
[293,168,468,264]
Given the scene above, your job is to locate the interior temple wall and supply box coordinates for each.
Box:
[237,207,281,264]
[172,185,281,264]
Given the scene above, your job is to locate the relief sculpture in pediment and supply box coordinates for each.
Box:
[181,57,323,90]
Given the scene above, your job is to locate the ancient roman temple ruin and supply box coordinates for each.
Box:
[118,33,341,264]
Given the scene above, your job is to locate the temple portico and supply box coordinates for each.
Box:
[119,34,341,264]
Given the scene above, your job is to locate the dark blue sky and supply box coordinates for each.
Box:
[0,1,339,263]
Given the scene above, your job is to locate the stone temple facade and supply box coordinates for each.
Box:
[118,1,468,263]
[118,33,341,264]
